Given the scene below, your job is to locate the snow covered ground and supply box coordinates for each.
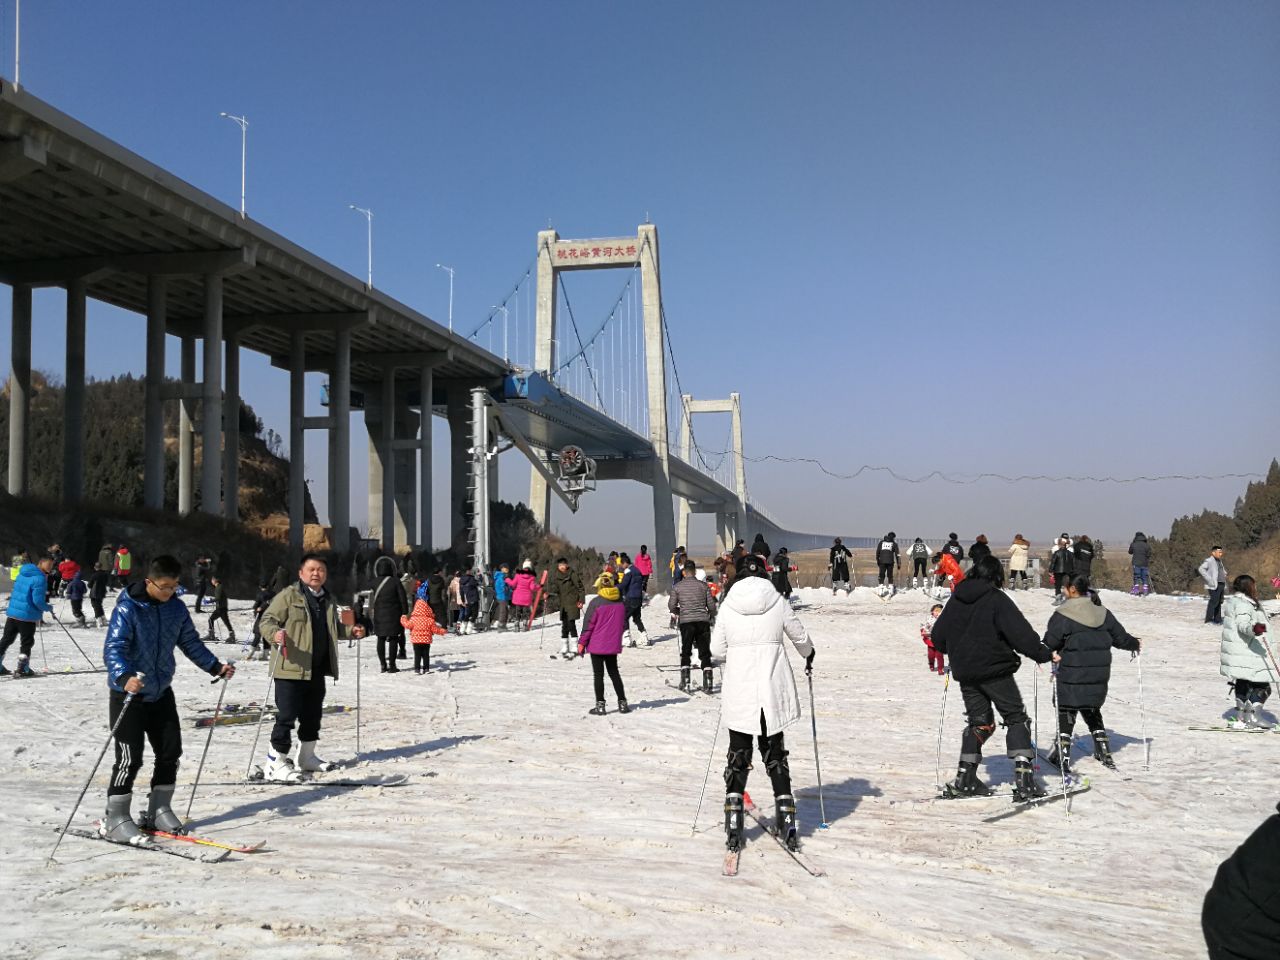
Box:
[3,584,1277,959]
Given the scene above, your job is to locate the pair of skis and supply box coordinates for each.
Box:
[722,793,825,878]
[191,704,355,728]
[56,823,262,862]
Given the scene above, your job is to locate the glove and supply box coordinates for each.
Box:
[576,642,586,657]
[805,650,815,674]
[1254,623,1268,636]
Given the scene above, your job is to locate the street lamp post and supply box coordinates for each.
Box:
[493,304,509,360]
[218,113,249,217]
[350,205,373,288]
[436,263,454,332]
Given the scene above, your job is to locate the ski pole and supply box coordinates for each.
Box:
[47,672,146,866]
[806,666,829,829]
[355,630,362,759]
[1032,665,1039,765]
[1133,649,1150,770]
[244,642,280,781]
[184,665,234,823]
[935,666,950,792]
[38,621,48,671]
[690,667,725,834]
[50,613,100,671]
[1051,665,1069,812]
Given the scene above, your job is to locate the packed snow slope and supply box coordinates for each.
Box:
[2,585,1275,959]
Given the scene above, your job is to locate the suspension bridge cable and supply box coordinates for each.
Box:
[464,258,536,341]
[554,270,605,408]
[553,271,639,374]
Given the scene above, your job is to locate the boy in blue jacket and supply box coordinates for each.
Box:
[1,553,55,676]
[101,554,235,844]
[65,568,89,627]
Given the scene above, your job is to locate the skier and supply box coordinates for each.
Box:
[921,603,946,676]
[89,563,110,627]
[933,551,965,595]
[750,533,772,561]
[100,554,235,843]
[669,546,687,586]
[619,553,648,646]
[113,545,133,589]
[576,571,630,716]
[492,564,510,631]
[509,562,538,631]
[400,592,447,674]
[0,553,54,677]
[96,543,116,586]
[968,535,992,565]
[1128,532,1153,596]
[47,544,66,598]
[731,540,747,562]
[426,567,448,631]
[1007,535,1031,589]
[930,555,1053,801]
[66,566,89,627]
[875,532,900,595]
[1042,575,1141,773]
[942,534,965,565]
[371,556,408,672]
[1049,538,1075,605]
[829,537,853,595]
[205,575,235,644]
[1200,546,1228,625]
[193,555,212,613]
[446,569,462,633]
[634,545,653,597]
[57,555,81,599]
[258,554,366,782]
[9,549,29,582]
[1219,574,1274,729]
[549,557,585,659]
[907,538,931,589]
[458,567,481,634]
[771,548,794,599]
[669,558,717,693]
[249,578,274,660]
[1072,535,1095,580]
[713,552,814,853]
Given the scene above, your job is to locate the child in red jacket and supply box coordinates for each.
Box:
[922,603,945,675]
[400,599,447,674]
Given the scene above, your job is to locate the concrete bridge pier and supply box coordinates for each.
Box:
[6,284,30,496]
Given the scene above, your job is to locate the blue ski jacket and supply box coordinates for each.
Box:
[64,575,87,602]
[620,567,646,604]
[104,582,222,701]
[5,563,52,621]
[493,571,509,603]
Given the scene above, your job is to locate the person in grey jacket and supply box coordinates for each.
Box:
[1128,533,1153,596]
[1200,547,1228,625]
[1219,575,1274,729]
[669,560,717,693]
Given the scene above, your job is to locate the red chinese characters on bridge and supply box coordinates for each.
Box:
[554,243,639,262]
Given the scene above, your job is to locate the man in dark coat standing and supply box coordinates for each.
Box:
[1203,802,1280,960]
[370,556,408,672]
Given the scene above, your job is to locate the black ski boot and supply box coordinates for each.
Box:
[589,700,607,716]
[1012,757,1047,801]
[1045,733,1072,776]
[942,760,991,798]
[1090,729,1117,769]
[679,667,691,693]
[775,794,799,851]
[617,699,631,714]
[724,793,745,852]
[702,668,714,694]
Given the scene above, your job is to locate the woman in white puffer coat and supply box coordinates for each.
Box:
[711,554,814,854]
[1220,574,1278,729]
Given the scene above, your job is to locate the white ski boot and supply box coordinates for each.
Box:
[141,784,186,833]
[297,741,338,773]
[1228,701,1252,730]
[100,793,149,845]
[265,748,304,782]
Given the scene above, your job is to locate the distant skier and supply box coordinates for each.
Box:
[1072,535,1095,580]
[371,556,407,672]
[458,568,481,635]
[549,558,584,658]
[113,545,133,589]
[670,558,717,693]
[750,533,772,561]
[875,532,900,593]
[193,555,212,613]
[57,556,81,599]
[400,592,447,674]
[829,538,853,595]
[933,552,965,594]
[205,575,234,644]
[0,553,54,677]
[907,538,931,589]
[713,553,814,853]
[1219,575,1273,729]
[89,563,110,627]
[1007,535,1031,589]
[250,579,274,660]
[66,566,89,627]
[101,554,235,843]
[968,535,992,565]
[1128,532,1153,596]
[619,553,649,646]
[771,548,794,599]
[633,545,653,596]
[509,562,538,631]
[1200,547,1228,625]
[492,564,511,631]
[426,567,448,630]
[921,603,945,675]
[930,556,1052,801]
[1042,575,1140,774]
[1049,538,1075,605]
[942,534,965,565]
[577,571,631,716]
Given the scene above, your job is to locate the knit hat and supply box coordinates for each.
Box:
[595,572,621,602]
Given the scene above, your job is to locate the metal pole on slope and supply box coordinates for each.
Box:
[1051,665,1070,812]
[806,665,829,829]
[1132,649,1150,771]
[184,667,234,823]
[934,666,951,793]
[50,613,101,670]
[691,667,725,834]
[244,647,279,781]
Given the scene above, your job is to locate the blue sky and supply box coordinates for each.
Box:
[1,1,1277,552]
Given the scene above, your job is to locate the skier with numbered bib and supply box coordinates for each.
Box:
[930,556,1053,801]
[713,553,815,853]
[829,538,853,595]
[876,532,900,595]
[907,538,931,590]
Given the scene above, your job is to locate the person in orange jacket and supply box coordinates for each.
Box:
[400,598,447,674]
[933,552,965,593]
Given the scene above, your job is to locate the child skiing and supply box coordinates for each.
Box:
[0,553,54,677]
[101,554,235,843]
[930,556,1053,801]
[400,594,447,674]
[66,567,89,627]
[549,558,585,658]
[921,603,945,675]
[576,572,630,715]
[933,551,965,595]
[670,559,717,693]
[1219,575,1275,729]
[1042,575,1140,772]
[712,553,814,853]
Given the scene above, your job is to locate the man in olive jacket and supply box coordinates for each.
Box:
[258,554,366,782]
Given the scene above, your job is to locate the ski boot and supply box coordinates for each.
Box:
[1129,583,1142,597]
[703,668,715,694]
[97,616,108,628]
[226,631,237,645]
[1090,729,1118,767]
[100,793,149,846]
[679,667,692,693]
[75,616,88,628]
[14,655,35,678]
[1140,584,1150,597]
[617,699,632,714]
[626,630,637,649]
[141,784,186,834]
[1012,757,1047,802]
[297,741,338,773]
[1045,733,1073,776]
[589,700,607,716]
[724,793,745,852]
[942,760,991,798]
[775,794,799,851]
[265,748,304,783]
[1228,700,1252,730]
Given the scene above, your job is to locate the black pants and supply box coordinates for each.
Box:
[208,610,232,638]
[70,599,85,620]
[590,653,626,702]
[377,634,399,669]
[1008,569,1027,584]
[678,621,712,668]
[1057,706,1104,736]
[108,687,182,795]
[560,608,579,639]
[959,674,1033,761]
[877,562,895,585]
[772,574,791,598]
[91,598,105,620]
[397,630,407,658]
[1206,584,1226,623]
[195,580,208,611]
[0,618,37,660]
[413,644,431,671]
[271,674,327,753]
[913,558,927,579]
[725,711,792,797]
[624,599,645,634]
[1235,679,1272,705]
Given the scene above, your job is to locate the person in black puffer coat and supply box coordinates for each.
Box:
[426,569,448,629]
[968,534,992,565]
[930,556,1053,801]
[1049,538,1075,603]
[1203,801,1280,960]
[1042,575,1139,775]
[371,556,408,672]
[1072,536,1095,579]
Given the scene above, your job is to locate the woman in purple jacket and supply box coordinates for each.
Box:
[577,572,631,715]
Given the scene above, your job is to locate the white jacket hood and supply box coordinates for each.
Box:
[723,576,783,616]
